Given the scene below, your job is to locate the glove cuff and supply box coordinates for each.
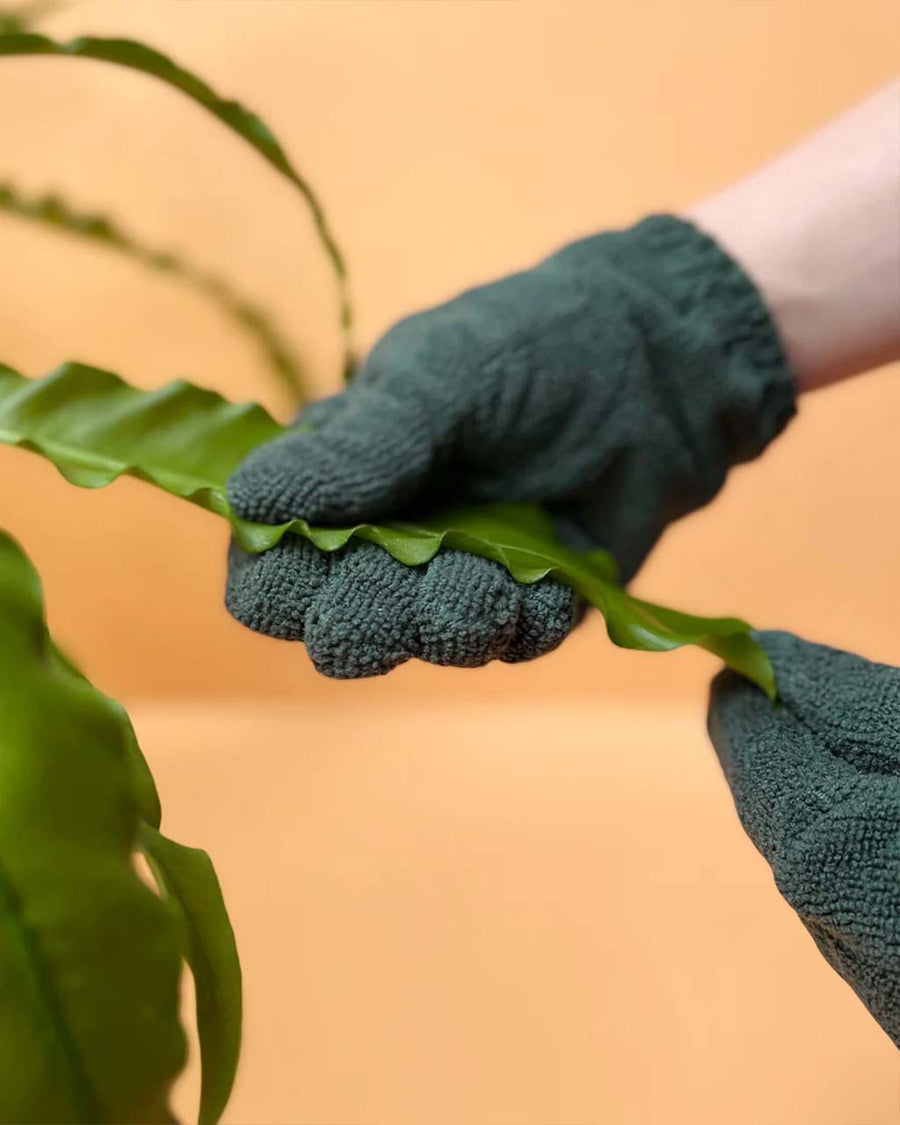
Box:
[622,213,798,467]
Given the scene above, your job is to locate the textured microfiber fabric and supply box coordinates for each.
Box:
[709,631,900,1047]
[226,214,796,678]
[226,536,577,676]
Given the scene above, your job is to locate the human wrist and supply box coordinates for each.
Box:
[688,191,830,393]
[688,79,900,392]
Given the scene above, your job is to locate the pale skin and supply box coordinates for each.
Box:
[688,77,900,392]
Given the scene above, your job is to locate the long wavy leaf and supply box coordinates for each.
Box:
[0,180,308,404]
[141,827,242,1125]
[60,667,240,1125]
[0,360,776,695]
[0,30,354,377]
[0,530,186,1123]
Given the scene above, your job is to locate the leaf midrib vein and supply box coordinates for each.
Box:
[0,851,98,1122]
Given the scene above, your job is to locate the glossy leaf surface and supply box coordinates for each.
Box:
[0,361,776,696]
[0,531,186,1123]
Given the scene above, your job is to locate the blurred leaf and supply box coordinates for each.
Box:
[0,180,308,405]
[0,529,186,1123]
[0,30,353,377]
[0,360,776,696]
[141,827,242,1125]
[0,0,62,35]
[47,638,164,830]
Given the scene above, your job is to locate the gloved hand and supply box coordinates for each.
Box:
[226,215,795,678]
[709,631,900,1046]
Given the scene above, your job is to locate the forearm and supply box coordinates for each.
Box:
[688,78,900,392]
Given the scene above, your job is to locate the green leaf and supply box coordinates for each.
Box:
[0,529,186,1123]
[0,30,353,377]
[140,827,242,1125]
[0,0,61,35]
[0,360,776,698]
[0,180,308,404]
[47,639,164,831]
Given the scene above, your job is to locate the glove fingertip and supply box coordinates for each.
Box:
[415,551,521,668]
[224,536,330,641]
[303,542,421,678]
[501,580,580,663]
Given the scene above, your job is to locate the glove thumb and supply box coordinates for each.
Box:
[227,382,438,525]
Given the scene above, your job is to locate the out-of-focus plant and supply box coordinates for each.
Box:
[0,0,61,35]
[0,28,354,382]
[0,9,352,1121]
[0,181,308,402]
[0,529,239,1125]
[0,9,777,1125]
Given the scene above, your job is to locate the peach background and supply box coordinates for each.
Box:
[0,2,898,1122]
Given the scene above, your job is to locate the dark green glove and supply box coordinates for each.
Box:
[226,215,795,677]
[709,631,900,1047]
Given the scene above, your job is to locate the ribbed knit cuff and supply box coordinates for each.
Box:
[624,213,798,464]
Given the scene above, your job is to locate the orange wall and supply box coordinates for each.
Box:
[0,0,898,703]
[2,7,898,1121]
[147,700,898,1124]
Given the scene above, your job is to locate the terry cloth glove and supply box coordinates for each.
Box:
[226,214,796,678]
[709,631,900,1047]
